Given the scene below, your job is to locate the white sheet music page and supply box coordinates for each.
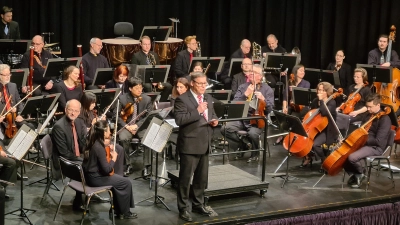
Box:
[142,123,160,149]
[151,123,173,152]
[13,130,37,160]
[7,129,27,155]
[165,119,179,128]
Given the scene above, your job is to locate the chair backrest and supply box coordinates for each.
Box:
[157,102,171,109]
[58,157,84,183]
[336,113,351,138]
[382,130,396,157]
[114,22,133,38]
[40,134,53,160]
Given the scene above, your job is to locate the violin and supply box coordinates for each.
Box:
[5,112,17,139]
[338,82,368,114]
[105,143,115,176]
[283,88,344,158]
[249,84,266,129]
[120,96,142,122]
[323,107,391,176]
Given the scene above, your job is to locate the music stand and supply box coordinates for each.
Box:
[85,88,120,114]
[11,68,28,89]
[146,92,161,104]
[206,90,231,101]
[0,40,31,54]
[43,58,81,81]
[5,124,38,224]
[227,58,264,78]
[189,57,225,79]
[357,64,393,86]
[20,94,60,117]
[92,68,115,86]
[304,68,341,89]
[272,110,308,188]
[139,26,172,41]
[292,87,317,108]
[134,65,170,85]
[380,103,399,128]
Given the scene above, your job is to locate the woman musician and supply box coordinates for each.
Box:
[82,120,137,219]
[274,64,310,145]
[54,65,83,112]
[326,50,353,94]
[337,68,371,123]
[79,91,98,129]
[105,64,130,95]
[301,82,338,170]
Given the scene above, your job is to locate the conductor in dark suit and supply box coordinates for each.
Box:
[131,35,172,102]
[115,77,152,176]
[174,35,198,79]
[0,6,20,39]
[174,72,219,222]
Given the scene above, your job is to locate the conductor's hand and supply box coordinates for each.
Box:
[197,102,208,114]
[209,119,219,127]
[15,115,23,122]
[245,84,255,97]
[110,147,118,162]
[45,81,53,90]
[127,124,138,135]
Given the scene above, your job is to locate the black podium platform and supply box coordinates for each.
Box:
[167,164,269,199]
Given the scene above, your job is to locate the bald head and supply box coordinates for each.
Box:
[32,35,45,53]
[266,34,278,51]
[240,39,251,55]
[65,99,81,121]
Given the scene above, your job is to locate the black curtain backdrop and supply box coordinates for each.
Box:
[2,0,400,70]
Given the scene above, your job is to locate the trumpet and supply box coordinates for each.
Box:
[252,42,262,59]
[148,53,156,66]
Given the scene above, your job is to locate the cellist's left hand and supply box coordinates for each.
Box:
[254,91,265,101]
[15,115,24,122]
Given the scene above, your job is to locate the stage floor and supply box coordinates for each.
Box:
[4,126,400,225]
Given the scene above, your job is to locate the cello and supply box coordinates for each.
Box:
[283,88,344,158]
[249,83,266,129]
[322,106,391,176]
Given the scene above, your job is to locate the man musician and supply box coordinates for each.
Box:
[131,35,172,102]
[115,77,152,177]
[174,35,198,79]
[0,6,20,40]
[344,93,391,188]
[82,37,110,89]
[221,64,274,162]
[368,34,400,68]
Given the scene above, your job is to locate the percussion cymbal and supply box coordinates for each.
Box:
[44,43,59,47]
[169,18,180,22]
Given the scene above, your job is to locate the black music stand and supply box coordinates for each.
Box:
[189,57,225,80]
[92,68,115,86]
[265,53,299,104]
[146,92,161,105]
[5,125,38,225]
[380,103,399,128]
[272,110,308,188]
[85,88,120,114]
[11,68,28,89]
[357,64,393,88]
[43,58,81,81]
[135,65,170,91]
[227,58,264,78]
[304,68,341,89]
[20,94,60,117]
[139,26,172,42]
[206,90,232,101]
[0,40,30,68]
[292,87,317,108]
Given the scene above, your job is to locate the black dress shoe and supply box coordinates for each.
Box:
[118,212,138,219]
[179,210,193,222]
[351,174,365,188]
[347,174,356,185]
[124,165,133,174]
[273,139,283,146]
[192,206,212,215]
[4,194,10,200]
[72,204,89,212]
[142,165,151,177]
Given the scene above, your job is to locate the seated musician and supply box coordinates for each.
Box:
[326,50,353,93]
[54,65,83,112]
[274,64,310,145]
[0,131,17,199]
[302,82,338,170]
[79,91,98,129]
[174,35,199,79]
[368,34,400,68]
[115,77,152,177]
[105,64,130,95]
[344,93,391,188]
[170,77,189,109]
[231,58,253,98]
[185,61,203,81]
[82,37,110,90]
[261,34,287,55]
[220,64,274,162]
[82,120,137,219]
[131,35,172,102]
[0,64,35,145]
[337,68,371,122]
[21,35,55,96]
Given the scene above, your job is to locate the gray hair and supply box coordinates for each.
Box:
[0,64,10,73]
[65,99,81,109]
[240,39,251,47]
[252,64,263,74]
[191,72,206,82]
[266,34,277,41]
[90,37,100,44]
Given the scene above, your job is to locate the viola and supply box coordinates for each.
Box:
[105,144,115,176]
[120,96,142,122]
[4,112,17,139]
[323,107,391,176]
[283,88,344,158]
[339,83,367,114]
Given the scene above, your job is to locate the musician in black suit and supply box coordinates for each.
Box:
[174,35,198,79]
[0,6,20,39]
[261,34,286,55]
[368,34,400,68]
[344,93,391,188]
[326,50,353,93]
[231,58,253,98]
[131,36,172,102]
[115,77,152,176]
[0,64,35,145]
[105,64,130,94]
[174,72,218,222]
[21,35,55,96]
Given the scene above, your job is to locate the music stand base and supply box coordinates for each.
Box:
[26,177,60,191]
[5,208,36,224]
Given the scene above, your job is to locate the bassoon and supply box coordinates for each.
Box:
[77,45,85,90]
[28,46,34,95]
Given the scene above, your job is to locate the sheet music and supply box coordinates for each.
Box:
[151,123,173,152]
[142,123,160,148]
[13,130,37,160]
[165,119,179,128]
[7,129,27,155]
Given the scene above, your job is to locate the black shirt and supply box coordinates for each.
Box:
[21,50,53,85]
[54,81,83,112]
[261,45,286,54]
[368,48,400,68]
[82,52,110,85]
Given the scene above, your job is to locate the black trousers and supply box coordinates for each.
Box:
[177,152,209,212]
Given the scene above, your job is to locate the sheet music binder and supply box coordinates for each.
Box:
[141,117,173,153]
[7,124,37,161]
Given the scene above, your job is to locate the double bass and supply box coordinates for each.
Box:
[322,107,391,176]
[283,88,344,158]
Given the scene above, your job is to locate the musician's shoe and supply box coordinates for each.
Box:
[17,173,28,181]
[179,210,193,222]
[351,174,365,188]
[91,194,110,202]
[118,211,138,219]
[273,136,283,146]
[124,165,133,176]
[192,206,212,215]
[4,194,10,200]
[247,157,259,163]
[347,174,356,185]
[142,165,151,179]
[299,157,312,168]
[28,147,38,154]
